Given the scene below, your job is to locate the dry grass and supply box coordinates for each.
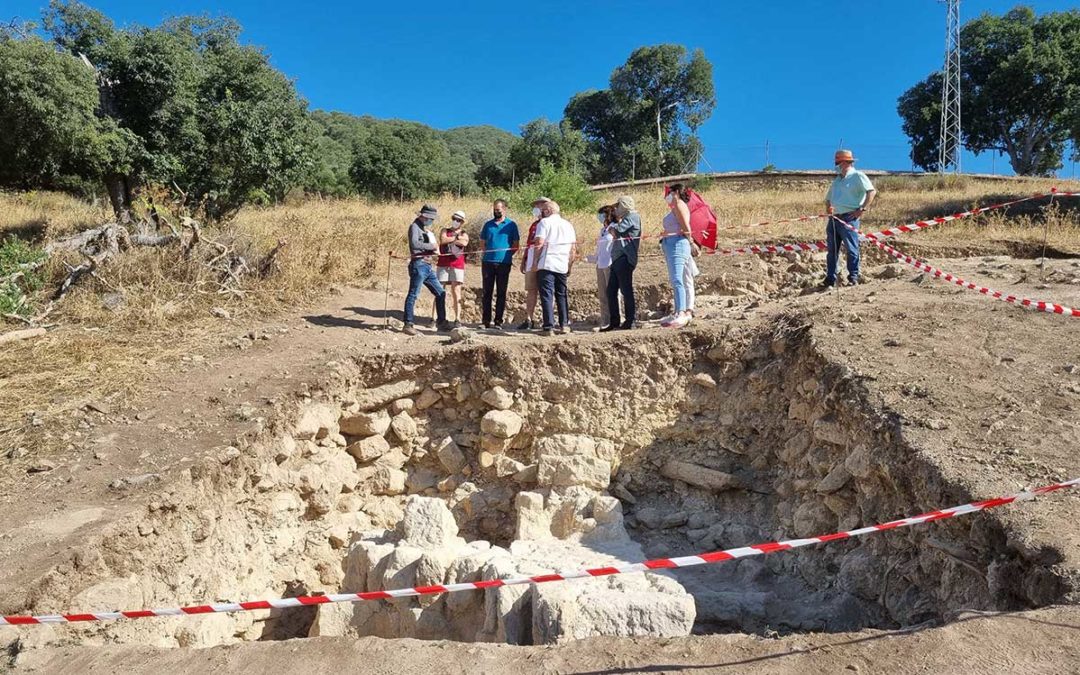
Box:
[1,175,1079,448]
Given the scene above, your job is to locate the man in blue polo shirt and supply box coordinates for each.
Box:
[478,199,520,329]
[824,149,876,288]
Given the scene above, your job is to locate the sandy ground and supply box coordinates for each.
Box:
[2,245,1080,672]
[14,607,1080,674]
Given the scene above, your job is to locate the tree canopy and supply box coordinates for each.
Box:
[563,45,715,183]
[898,6,1080,175]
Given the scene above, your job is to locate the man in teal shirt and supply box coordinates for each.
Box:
[824,149,876,287]
[479,199,519,329]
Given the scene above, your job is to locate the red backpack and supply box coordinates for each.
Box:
[685,188,718,250]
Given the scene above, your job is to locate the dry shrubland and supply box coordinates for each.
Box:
[1,175,1079,443]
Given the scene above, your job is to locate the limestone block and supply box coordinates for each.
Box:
[372,466,406,495]
[390,398,415,415]
[340,410,391,437]
[293,402,339,441]
[401,496,461,549]
[537,455,611,490]
[434,436,466,473]
[533,434,597,458]
[481,386,514,410]
[390,412,418,442]
[495,455,526,478]
[660,460,742,492]
[481,410,523,439]
[816,463,852,493]
[347,435,391,463]
[813,415,848,446]
[481,433,514,454]
[356,380,423,411]
[416,388,441,410]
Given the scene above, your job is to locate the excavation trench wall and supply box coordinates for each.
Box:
[9,318,1077,650]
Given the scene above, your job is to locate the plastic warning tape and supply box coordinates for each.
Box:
[863,189,1072,241]
[865,236,1080,317]
[2,477,1076,626]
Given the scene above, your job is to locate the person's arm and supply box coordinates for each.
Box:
[457,232,470,247]
[438,229,457,246]
[530,221,548,272]
[510,224,520,256]
[410,223,436,253]
[569,241,578,275]
[479,224,488,258]
[856,190,877,216]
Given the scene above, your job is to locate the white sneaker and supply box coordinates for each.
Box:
[659,314,677,327]
[666,314,690,329]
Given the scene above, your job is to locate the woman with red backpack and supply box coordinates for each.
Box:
[661,183,716,328]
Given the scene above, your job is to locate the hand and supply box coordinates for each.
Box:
[826,205,835,215]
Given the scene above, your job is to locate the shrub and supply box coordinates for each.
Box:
[509,162,596,214]
[0,235,47,317]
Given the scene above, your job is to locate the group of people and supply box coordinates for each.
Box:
[401,149,877,336]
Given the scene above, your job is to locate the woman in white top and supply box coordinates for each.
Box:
[590,204,617,328]
[660,183,694,328]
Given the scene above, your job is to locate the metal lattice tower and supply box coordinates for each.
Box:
[939,0,962,173]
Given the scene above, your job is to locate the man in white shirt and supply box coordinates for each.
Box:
[824,149,877,288]
[530,200,578,336]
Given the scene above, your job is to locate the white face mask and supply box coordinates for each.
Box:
[596,213,606,225]
[665,193,675,206]
[532,207,541,218]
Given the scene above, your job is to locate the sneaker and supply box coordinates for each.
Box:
[618,322,634,330]
[490,323,505,332]
[665,314,690,329]
[659,313,677,326]
[847,277,860,287]
[516,320,534,331]
[402,323,417,336]
[436,321,454,333]
[819,279,837,290]
[557,325,572,335]
[599,324,619,333]
[540,328,554,337]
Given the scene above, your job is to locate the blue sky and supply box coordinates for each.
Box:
[8,0,1080,175]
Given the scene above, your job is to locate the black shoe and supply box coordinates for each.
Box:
[619,322,634,330]
[436,321,454,333]
[516,320,534,331]
[491,323,505,331]
[540,327,554,337]
[820,280,837,290]
[402,323,417,336]
[847,277,860,287]
[599,324,619,333]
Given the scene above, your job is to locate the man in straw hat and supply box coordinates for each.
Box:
[402,204,452,336]
[823,149,876,288]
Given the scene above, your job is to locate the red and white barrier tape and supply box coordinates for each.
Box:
[3,477,1076,626]
[865,236,1080,317]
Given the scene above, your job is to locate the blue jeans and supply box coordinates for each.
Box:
[662,236,691,313]
[536,269,568,330]
[826,213,861,283]
[404,259,446,325]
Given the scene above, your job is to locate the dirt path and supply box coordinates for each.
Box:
[15,606,1080,674]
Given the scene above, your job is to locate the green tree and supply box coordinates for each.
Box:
[564,45,716,182]
[39,0,315,218]
[508,118,590,181]
[441,125,517,189]
[898,7,1080,175]
[349,121,474,199]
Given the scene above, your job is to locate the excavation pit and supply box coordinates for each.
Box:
[17,318,1077,649]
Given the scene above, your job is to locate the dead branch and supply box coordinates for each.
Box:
[53,255,98,302]
[0,327,46,345]
[130,232,181,247]
[257,238,288,278]
[181,217,202,260]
